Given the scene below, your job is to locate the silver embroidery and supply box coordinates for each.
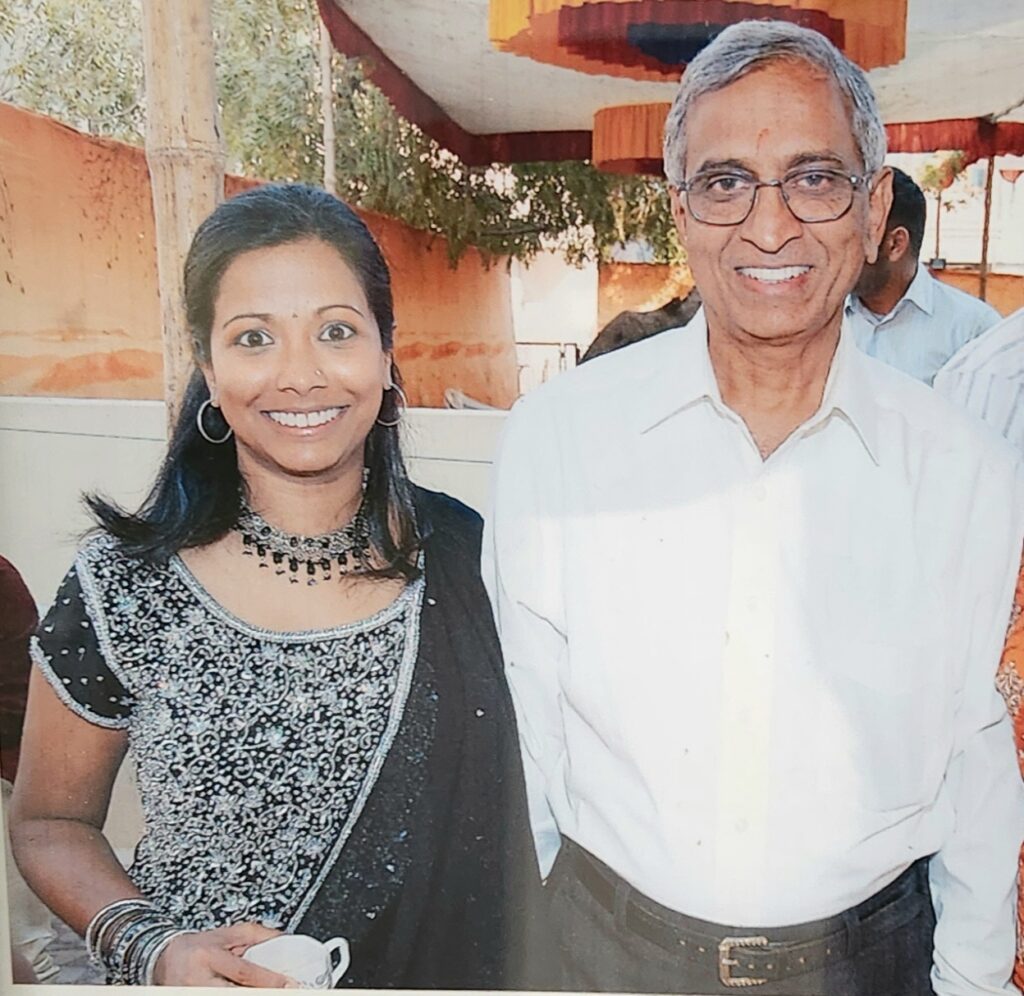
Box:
[61,535,423,931]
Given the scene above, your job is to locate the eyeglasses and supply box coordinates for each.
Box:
[675,168,871,226]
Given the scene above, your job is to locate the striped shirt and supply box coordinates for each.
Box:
[934,307,1024,458]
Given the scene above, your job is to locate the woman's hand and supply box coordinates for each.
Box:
[152,923,295,987]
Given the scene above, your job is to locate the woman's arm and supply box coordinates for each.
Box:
[11,669,136,924]
[10,671,290,987]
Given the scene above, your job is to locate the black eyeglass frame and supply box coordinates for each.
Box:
[672,168,874,227]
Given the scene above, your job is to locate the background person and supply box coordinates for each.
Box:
[934,305,1024,456]
[846,167,1000,384]
[485,21,1024,996]
[937,307,1024,984]
[1,555,57,983]
[995,559,1024,989]
[10,184,545,989]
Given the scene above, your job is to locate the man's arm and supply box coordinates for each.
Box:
[930,458,1024,995]
[482,393,568,876]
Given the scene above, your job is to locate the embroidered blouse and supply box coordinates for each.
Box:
[34,531,424,932]
[30,489,553,989]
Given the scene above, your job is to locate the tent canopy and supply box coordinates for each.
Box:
[319,0,1024,164]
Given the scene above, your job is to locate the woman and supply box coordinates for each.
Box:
[996,559,1024,989]
[10,184,547,988]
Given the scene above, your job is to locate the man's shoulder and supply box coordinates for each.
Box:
[937,306,1024,378]
[929,275,1002,324]
[859,348,1019,469]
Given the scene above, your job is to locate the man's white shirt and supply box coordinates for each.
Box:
[846,263,1001,384]
[483,311,1024,994]
[935,306,1024,459]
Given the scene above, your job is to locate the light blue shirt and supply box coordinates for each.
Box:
[846,263,1001,385]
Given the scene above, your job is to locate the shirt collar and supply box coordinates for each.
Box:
[816,323,881,465]
[845,262,934,322]
[900,262,934,316]
[629,309,722,435]
[632,308,881,465]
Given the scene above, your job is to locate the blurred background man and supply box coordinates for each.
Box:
[847,167,1000,384]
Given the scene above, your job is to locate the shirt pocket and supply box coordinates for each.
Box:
[821,638,948,813]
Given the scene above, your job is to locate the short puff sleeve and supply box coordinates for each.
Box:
[32,565,131,729]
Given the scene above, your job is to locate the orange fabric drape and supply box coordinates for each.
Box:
[886,120,1024,166]
[593,103,671,174]
[996,558,1024,988]
[489,0,906,75]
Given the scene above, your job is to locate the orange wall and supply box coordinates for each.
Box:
[0,102,517,408]
[933,269,1024,318]
[597,262,694,329]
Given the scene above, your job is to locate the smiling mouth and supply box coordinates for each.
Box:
[736,265,811,284]
[264,407,345,428]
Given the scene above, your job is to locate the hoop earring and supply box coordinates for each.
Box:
[196,398,233,444]
[376,384,408,427]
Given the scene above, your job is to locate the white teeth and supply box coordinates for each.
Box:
[738,266,810,283]
[266,407,342,428]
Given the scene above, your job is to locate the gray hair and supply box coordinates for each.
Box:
[662,20,887,188]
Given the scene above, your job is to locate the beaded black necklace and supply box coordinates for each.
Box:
[236,495,372,584]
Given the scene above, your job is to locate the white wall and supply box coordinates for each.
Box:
[888,152,1024,273]
[0,397,506,607]
[510,251,597,394]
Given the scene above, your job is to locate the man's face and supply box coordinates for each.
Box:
[852,236,893,301]
[670,60,892,345]
[853,225,908,302]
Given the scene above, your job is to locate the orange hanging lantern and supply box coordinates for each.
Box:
[593,103,671,174]
[490,0,907,81]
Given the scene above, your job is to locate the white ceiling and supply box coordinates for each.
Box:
[331,0,1024,132]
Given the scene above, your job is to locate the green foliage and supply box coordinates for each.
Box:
[918,151,968,204]
[214,0,323,181]
[0,0,681,264]
[0,0,144,141]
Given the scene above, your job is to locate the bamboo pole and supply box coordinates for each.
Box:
[979,156,996,302]
[320,20,336,195]
[141,0,224,425]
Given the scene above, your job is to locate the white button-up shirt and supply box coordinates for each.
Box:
[846,263,1001,385]
[483,311,1024,994]
[935,306,1024,459]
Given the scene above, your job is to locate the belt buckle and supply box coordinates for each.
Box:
[718,936,770,988]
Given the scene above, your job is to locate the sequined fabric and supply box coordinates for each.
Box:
[33,533,423,933]
[996,556,1024,989]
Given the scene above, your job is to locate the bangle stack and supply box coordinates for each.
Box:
[85,898,194,985]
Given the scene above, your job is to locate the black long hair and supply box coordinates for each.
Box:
[88,184,420,579]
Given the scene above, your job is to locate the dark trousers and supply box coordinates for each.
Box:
[548,838,936,995]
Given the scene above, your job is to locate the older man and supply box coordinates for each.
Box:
[484,20,1024,996]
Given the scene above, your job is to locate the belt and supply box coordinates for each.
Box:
[561,839,929,989]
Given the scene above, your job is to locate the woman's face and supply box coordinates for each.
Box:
[203,238,391,486]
